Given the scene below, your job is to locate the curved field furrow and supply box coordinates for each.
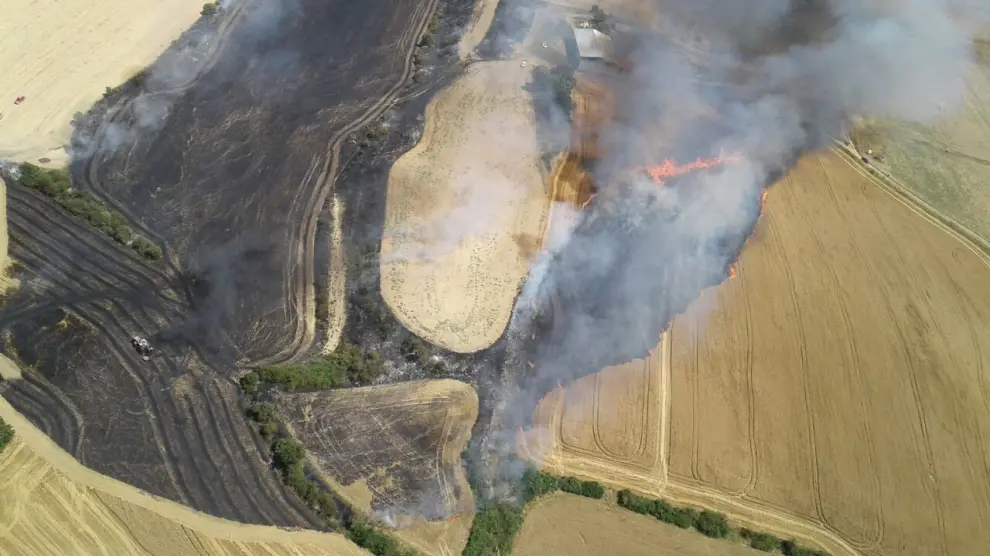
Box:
[7,186,174,285]
[662,149,990,556]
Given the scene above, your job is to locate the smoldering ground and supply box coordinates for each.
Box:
[469,0,990,492]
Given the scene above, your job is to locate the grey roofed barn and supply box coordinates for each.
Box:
[572,27,612,59]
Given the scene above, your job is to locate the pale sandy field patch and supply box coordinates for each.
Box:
[380,60,549,353]
[0,0,204,165]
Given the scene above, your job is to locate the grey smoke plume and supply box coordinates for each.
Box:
[505,0,990,436]
[70,0,299,158]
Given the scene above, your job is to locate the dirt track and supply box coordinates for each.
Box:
[0,0,444,527]
[667,148,990,555]
[380,60,549,353]
[0,399,369,556]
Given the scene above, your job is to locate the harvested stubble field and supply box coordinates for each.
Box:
[515,492,762,556]
[277,380,477,556]
[0,400,368,556]
[1,0,446,528]
[519,333,669,495]
[380,60,550,353]
[849,39,990,243]
[0,0,205,165]
[666,148,990,555]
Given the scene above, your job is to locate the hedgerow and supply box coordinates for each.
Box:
[13,163,161,260]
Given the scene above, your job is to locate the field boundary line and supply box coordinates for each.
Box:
[830,144,990,263]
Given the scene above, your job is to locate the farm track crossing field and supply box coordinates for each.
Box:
[668,148,990,556]
[515,492,763,556]
[1,0,441,526]
[0,400,369,556]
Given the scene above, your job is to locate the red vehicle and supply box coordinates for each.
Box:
[14,96,25,105]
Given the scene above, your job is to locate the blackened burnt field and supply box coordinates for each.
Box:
[0,0,453,528]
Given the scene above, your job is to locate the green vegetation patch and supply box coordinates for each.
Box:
[520,468,604,503]
[240,342,383,392]
[617,489,830,554]
[0,417,13,453]
[462,504,525,556]
[13,163,162,260]
[348,519,419,556]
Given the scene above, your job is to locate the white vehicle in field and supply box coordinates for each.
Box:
[130,336,155,361]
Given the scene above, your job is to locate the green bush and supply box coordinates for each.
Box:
[521,468,559,503]
[348,519,418,556]
[259,421,278,439]
[254,343,383,390]
[695,510,730,539]
[782,539,831,556]
[557,476,605,499]
[272,438,305,470]
[401,335,430,362]
[15,164,160,258]
[247,402,277,424]
[0,418,13,453]
[741,529,783,552]
[131,236,163,260]
[201,2,219,17]
[240,371,260,393]
[462,504,524,556]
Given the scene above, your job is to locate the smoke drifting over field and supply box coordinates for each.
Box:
[505,0,990,431]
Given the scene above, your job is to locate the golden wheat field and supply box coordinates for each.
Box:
[380,60,549,353]
[666,148,990,556]
[515,492,763,556]
[521,147,990,556]
[519,333,670,495]
[0,399,368,556]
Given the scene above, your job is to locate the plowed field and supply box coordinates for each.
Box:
[0,399,368,556]
[278,380,478,556]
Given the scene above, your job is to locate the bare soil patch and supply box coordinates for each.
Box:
[380,60,549,353]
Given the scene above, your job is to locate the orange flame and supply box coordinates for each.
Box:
[634,150,743,185]
[581,193,596,209]
[728,264,737,279]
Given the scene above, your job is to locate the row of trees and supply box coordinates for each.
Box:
[12,163,163,260]
[242,377,418,555]
[617,489,831,554]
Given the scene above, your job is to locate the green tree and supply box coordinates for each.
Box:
[240,371,260,393]
[462,504,524,556]
[201,3,219,17]
[695,510,730,539]
[272,438,305,470]
[247,402,277,424]
[0,418,13,452]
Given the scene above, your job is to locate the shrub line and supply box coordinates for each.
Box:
[5,163,162,260]
[0,417,13,453]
